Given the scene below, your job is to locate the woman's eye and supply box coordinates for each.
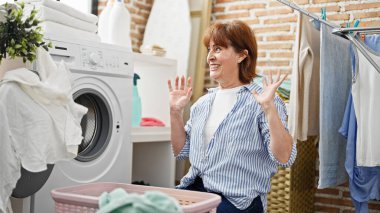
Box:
[215,47,222,52]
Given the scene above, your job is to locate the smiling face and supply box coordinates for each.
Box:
[203,21,258,85]
[207,40,245,88]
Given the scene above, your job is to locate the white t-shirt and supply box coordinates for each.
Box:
[203,86,243,148]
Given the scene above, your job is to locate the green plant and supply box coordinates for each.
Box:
[0,2,51,64]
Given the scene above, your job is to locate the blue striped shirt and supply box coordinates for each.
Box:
[175,83,297,210]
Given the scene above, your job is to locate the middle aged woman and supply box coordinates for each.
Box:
[168,20,297,213]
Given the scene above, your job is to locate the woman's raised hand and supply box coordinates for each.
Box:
[252,70,287,109]
[168,76,192,112]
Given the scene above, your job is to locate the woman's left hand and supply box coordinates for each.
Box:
[252,70,287,109]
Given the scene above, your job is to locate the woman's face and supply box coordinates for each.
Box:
[207,40,241,87]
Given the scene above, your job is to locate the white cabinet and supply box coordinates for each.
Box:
[131,53,177,188]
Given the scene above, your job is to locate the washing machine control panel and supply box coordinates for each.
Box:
[47,39,133,78]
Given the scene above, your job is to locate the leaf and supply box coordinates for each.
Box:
[0,2,50,63]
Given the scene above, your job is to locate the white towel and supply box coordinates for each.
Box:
[41,0,98,24]
[40,21,100,42]
[0,47,88,172]
[0,102,20,213]
[38,6,97,33]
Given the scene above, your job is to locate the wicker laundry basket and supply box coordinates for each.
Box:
[51,182,221,213]
[267,137,318,213]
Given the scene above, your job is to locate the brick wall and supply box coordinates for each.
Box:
[315,182,380,213]
[97,0,380,212]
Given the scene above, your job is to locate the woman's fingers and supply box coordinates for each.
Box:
[168,80,173,92]
[276,70,281,82]
[186,77,192,90]
[263,71,287,87]
[171,76,192,92]
[279,73,288,84]
[187,87,193,98]
[262,76,268,88]
[269,70,273,84]
[180,75,185,90]
[174,76,179,90]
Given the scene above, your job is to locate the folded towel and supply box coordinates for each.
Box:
[40,21,100,42]
[41,0,98,24]
[38,5,97,33]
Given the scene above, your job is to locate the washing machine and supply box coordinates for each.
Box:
[10,37,134,213]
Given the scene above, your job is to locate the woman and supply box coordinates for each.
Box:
[168,20,296,213]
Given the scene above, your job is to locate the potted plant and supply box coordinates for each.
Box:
[0,2,51,76]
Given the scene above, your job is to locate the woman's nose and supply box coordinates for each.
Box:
[207,51,215,62]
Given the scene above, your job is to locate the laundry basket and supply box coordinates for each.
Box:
[51,182,221,213]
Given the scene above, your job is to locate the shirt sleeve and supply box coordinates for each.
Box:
[259,96,297,168]
[175,119,191,160]
[174,104,197,160]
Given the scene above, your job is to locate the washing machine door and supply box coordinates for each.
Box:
[73,88,113,162]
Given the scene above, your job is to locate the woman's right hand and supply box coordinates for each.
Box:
[168,75,192,112]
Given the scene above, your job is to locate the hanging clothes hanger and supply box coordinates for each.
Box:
[276,0,380,74]
[332,26,380,35]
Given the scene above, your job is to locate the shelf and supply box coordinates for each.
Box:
[132,53,177,126]
[131,127,171,143]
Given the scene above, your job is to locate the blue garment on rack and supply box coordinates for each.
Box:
[340,35,380,213]
[318,24,351,189]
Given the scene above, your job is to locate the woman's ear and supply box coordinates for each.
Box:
[237,49,248,63]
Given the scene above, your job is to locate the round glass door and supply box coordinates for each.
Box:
[73,89,112,162]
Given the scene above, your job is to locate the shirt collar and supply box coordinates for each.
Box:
[206,82,261,94]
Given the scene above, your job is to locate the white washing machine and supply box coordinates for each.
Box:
[11,38,134,213]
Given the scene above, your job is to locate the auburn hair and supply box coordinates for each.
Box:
[203,20,258,84]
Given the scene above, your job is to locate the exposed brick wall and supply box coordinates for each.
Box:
[206,0,380,88]
[315,182,380,213]
[97,0,153,52]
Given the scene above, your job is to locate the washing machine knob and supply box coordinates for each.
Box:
[89,52,100,65]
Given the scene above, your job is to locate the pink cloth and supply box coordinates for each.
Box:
[140,117,165,127]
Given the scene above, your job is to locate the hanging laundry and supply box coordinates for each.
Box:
[339,92,380,212]
[351,35,380,167]
[0,48,87,172]
[288,13,320,141]
[0,47,87,213]
[0,102,21,213]
[318,24,351,189]
[339,35,380,212]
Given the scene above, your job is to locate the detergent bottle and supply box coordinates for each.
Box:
[98,0,113,43]
[108,0,132,51]
[132,73,142,127]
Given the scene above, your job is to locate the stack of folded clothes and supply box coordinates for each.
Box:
[27,0,100,42]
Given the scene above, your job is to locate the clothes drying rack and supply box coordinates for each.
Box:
[276,0,380,74]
